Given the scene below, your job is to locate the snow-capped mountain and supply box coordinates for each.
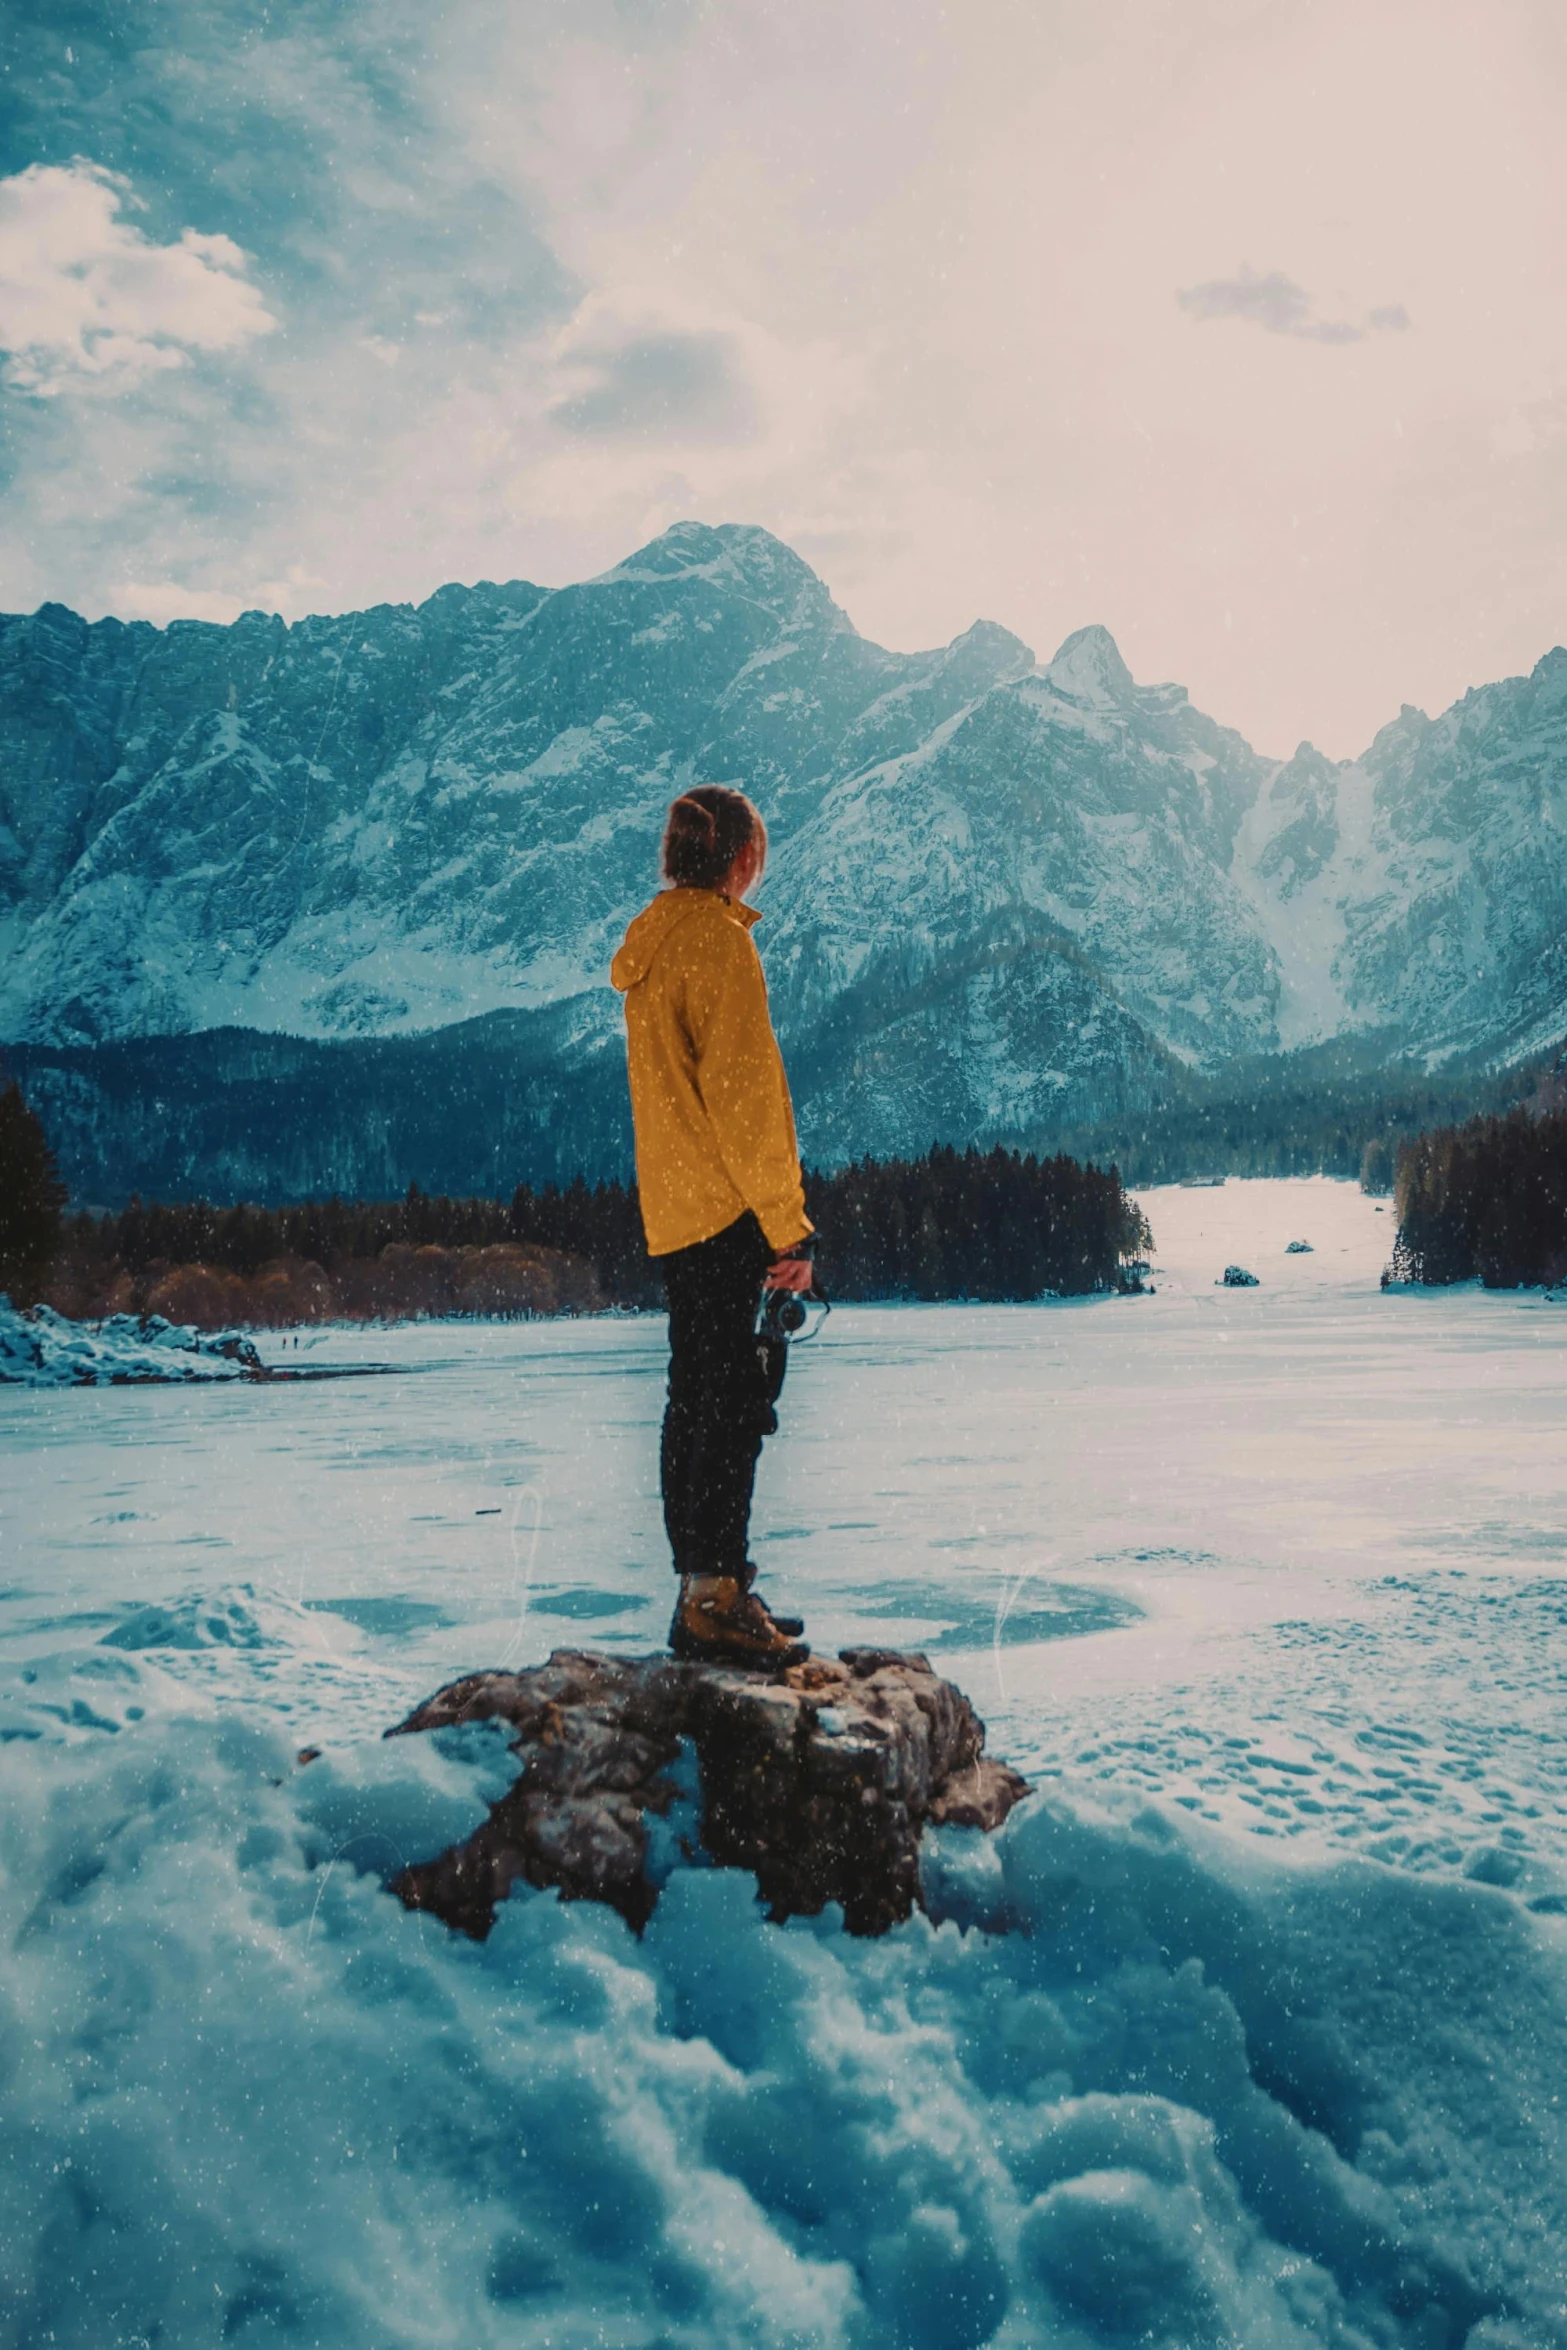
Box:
[759,621,1279,1156]
[1231,654,1567,1067]
[2,520,1564,1173]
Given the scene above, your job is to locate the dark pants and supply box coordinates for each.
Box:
[660,1211,780,1578]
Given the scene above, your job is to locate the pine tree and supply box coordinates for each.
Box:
[0,1080,68,1291]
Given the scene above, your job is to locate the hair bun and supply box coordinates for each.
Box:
[661,784,765,890]
[670,795,717,837]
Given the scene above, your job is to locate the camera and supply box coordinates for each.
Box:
[758,1287,809,1341]
[754,1247,828,1422]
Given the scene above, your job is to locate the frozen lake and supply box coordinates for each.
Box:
[8,1175,1566,1882]
[5,1177,1567,2347]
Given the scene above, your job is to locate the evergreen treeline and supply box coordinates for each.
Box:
[0,1081,67,1288]
[1039,1047,1551,1192]
[507,1178,664,1307]
[807,1147,1148,1300]
[89,1186,513,1278]
[61,1181,662,1307]
[510,1148,1149,1303]
[516,1149,1147,1300]
[54,1146,1143,1310]
[1391,1110,1567,1287]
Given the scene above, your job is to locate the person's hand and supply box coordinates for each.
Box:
[763,1254,814,1293]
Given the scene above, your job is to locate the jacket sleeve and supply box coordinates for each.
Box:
[686,922,812,1252]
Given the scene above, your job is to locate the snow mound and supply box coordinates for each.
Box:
[0,1298,262,1385]
[103,1591,279,1652]
[2,1656,1564,2348]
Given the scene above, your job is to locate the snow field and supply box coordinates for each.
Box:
[3,1655,1565,2348]
[4,1179,1567,2344]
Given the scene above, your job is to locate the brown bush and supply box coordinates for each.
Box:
[451,1243,602,1318]
[28,1240,605,1329]
[245,1256,338,1326]
[141,1262,254,1327]
[33,1255,203,1321]
[331,1243,458,1320]
[334,1242,603,1322]
[29,1251,113,1319]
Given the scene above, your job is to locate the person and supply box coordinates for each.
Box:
[611,785,815,1668]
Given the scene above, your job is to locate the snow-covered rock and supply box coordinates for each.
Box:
[1218,1265,1260,1287]
[0,1298,262,1385]
[386,1644,1028,1938]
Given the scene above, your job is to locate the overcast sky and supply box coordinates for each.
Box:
[1,0,1563,756]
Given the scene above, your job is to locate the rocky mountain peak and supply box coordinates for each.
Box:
[1276,741,1340,782]
[1363,701,1434,772]
[932,617,1035,688]
[1043,623,1136,706]
[597,519,844,633]
[1530,646,1567,710]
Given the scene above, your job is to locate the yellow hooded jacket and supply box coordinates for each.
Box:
[610,887,812,1258]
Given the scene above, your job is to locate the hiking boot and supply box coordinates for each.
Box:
[739,1569,804,1639]
[669,1574,809,1669]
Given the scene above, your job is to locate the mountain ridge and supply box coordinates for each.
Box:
[3,520,1565,1179]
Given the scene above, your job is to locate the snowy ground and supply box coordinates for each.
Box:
[4,1178,1566,2348]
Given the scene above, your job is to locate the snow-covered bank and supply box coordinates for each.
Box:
[5,1178,1567,2344]
[2,1655,1563,2348]
[0,1297,264,1385]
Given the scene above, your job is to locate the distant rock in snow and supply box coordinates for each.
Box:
[0,1299,262,1385]
[1219,1265,1260,1287]
[1285,1239,1314,1253]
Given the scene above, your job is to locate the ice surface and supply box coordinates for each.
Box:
[4,1179,1567,2344]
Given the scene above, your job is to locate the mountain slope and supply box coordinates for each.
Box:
[1230,649,1567,1068]
[0,524,1036,1053]
[3,520,1565,1186]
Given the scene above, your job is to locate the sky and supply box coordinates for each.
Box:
[0,0,1563,759]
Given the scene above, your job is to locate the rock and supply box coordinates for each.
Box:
[385,1646,1030,1939]
[1285,1239,1313,1254]
[1218,1264,1260,1287]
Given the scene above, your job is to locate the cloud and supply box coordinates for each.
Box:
[549,325,758,442]
[0,0,1560,764]
[0,0,581,626]
[0,162,276,395]
[1178,266,1316,335]
[1176,265,1410,346]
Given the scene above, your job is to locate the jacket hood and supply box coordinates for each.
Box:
[611,888,760,991]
